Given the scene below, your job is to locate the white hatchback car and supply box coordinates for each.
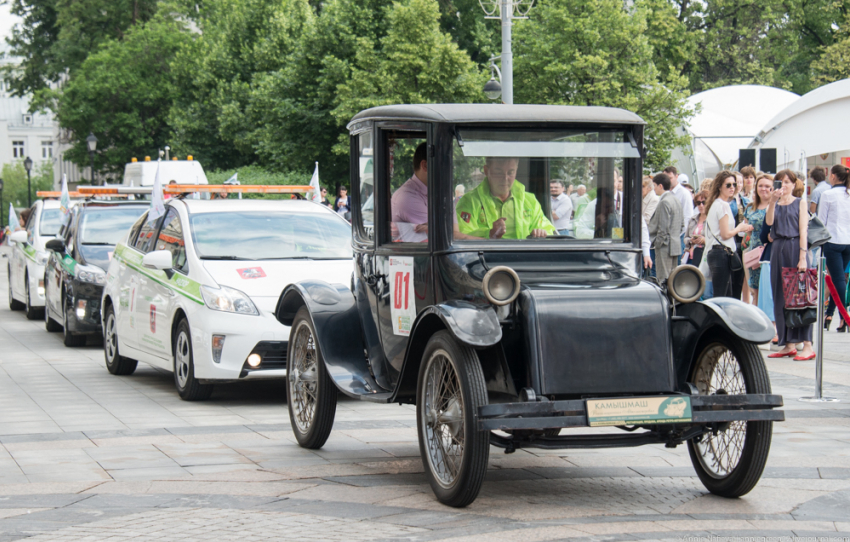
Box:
[8,198,76,318]
[101,198,353,400]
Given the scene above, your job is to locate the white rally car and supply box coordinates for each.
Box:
[8,196,77,318]
[101,197,352,400]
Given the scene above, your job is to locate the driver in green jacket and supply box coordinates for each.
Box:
[455,157,556,239]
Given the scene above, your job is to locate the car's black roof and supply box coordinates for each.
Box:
[348,104,644,130]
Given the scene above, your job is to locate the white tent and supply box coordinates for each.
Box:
[673,85,799,186]
[749,79,850,173]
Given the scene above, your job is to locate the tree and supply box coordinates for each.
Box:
[0,161,54,209]
[435,0,500,67]
[811,14,850,85]
[55,15,191,178]
[512,0,692,171]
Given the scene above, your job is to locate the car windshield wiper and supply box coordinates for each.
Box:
[200,256,248,260]
[81,242,115,246]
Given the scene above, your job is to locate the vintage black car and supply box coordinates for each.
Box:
[44,200,147,346]
[275,104,784,507]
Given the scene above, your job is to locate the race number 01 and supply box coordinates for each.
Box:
[393,271,410,310]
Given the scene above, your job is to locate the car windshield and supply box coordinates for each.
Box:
[79,207,148,245]
[190,211,352,260]
[39,208,65,236]
[452,129,638,243]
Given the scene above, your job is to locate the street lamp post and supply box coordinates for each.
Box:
[23,156,33,207]
[86,132,98,185]
[479,0,534,104]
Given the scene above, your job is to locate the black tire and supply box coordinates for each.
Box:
[8,265,24,310]
[62,292,86,347]
[417,330,490,508]
[44,280,62,332]
[24,273,42,320]
[173,318,213,401]
[103,305,137,375]
[687,331,773,498]
[287,306,337,449]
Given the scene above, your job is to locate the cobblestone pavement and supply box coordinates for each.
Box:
[1,247,849,541]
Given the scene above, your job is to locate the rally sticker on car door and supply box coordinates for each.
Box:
[389,256,416,336]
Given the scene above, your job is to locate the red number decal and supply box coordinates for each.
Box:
[393,272,403,309]
[403,272,410,310]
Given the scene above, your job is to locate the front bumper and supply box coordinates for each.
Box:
[478,394,784,451]
[69,282,104,334]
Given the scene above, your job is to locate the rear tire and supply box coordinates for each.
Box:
[687,331,773,498]
[173,318,213,401]
[103,305,137,375]
[62,292,86,347]
[417,330,490,508]
[8,265,24,310]
[287,306,337,449]
[24,273,42,320]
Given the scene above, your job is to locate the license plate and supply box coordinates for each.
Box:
[586,396,692,427]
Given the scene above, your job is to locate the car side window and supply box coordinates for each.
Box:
[154,208,188,273]
[127,212,148,248]
[133,215,162,254]
[385,132,428,245]
[355,131,374,242]
[25,206,36,243]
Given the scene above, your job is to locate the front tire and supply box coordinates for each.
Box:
[173,318,212,401]
[103,305,137,375]
[24,273,41,320]
[8,265,24,310]
[44,280,62,332]
[417,330,490,508]
[62,292,86,347]
[287,306,337,449]
[687,331,773,498]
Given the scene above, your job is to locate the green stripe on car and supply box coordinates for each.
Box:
[113,243,205,305]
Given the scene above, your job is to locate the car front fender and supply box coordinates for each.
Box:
[275,281,379,398]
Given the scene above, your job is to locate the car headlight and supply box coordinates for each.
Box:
[667,264,705,303]
[482,266,521,305]
[201,285,259,316]
[78,269,106,285]
[36,251,49,265]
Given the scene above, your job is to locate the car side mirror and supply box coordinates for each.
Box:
[45,238,65,253]
[9,231,28,245]
[142,250,173,271]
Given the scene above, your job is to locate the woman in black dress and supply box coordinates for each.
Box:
[766,170,814,360]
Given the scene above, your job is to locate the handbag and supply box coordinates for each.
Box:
[807,214,831,249]
[781,268,817,309]
[743,246,764,270]
[785,307,817,329]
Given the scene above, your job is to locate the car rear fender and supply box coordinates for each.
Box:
[392,301,502,403]
[672,298,774,389]
[275,281,378,398]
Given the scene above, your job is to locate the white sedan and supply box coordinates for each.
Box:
[101,198,353,400]
[8,198,76,318]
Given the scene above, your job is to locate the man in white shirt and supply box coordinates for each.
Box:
[809,167,830,214]
[549,179,573,235]
[664,167,694,262]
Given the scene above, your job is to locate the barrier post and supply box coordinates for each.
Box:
[800,255,840,403]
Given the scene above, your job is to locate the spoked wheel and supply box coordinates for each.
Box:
[173,318,213,401]
[103,305,137,375]
[287,307,337,449]
[24,274,41,320]
[62,293,85,347]
[688,331,773,497]
[8,266,24,310]
[417,331,489,508]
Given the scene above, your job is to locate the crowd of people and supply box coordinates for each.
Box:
[643,164,850,361]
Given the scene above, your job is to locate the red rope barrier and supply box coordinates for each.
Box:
[824,274,850,324]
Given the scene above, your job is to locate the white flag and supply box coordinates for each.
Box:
[309,162,321,203]
[148,160,166,224]
[59,174,70,215]
[8,203,17,232]
[225,172,238,185]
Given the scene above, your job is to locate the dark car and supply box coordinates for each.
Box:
[275,104,784,507]
[44,200,148,346]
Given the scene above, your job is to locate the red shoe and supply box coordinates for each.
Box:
[768,350,797,358]
[793,353,816,361]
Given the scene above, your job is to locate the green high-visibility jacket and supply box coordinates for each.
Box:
[456,180,555,239]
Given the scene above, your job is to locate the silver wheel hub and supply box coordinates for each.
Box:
[693,344,747,479]
[175,332,190,388]
[105,314,116,362]
[421,349,465,489]
[289,322,318,434]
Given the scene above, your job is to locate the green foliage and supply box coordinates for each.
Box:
[435,0,500,66]
[206,165,313,199]
[54,14,191,179]
[0,160,54,208]
[512,0,693,171]
[812,14,850,86]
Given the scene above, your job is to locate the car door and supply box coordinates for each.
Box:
[113,212,148,351]
[372,125,434,386]
[45,208,75,319]
[131,212,168,358]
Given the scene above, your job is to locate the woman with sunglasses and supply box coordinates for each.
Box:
[766,170,814,361]
[700,171,753,300]
[742,174,773,306]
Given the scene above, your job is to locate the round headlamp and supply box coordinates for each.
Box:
[667,264,705,304]
[482,266,521,306]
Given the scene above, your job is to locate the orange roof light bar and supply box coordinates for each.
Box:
[78,186,153,195]
[37,191,85,198]
[164,184,315,194]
